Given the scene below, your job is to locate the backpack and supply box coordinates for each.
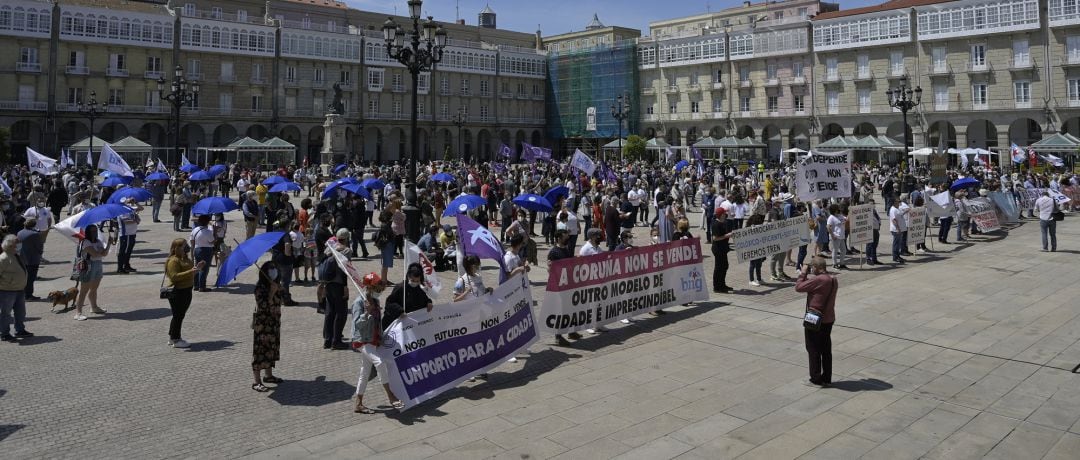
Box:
[317,255,339,282]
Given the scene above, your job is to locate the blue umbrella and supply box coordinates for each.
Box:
[180,163,200,173]
[215,232,287,287]
[75,203,134,227]
[340,182,372,199]
[146,172,170,181]
[513,193,553,213]
[360,178,386,189]
[674,160,689,171]
[321,177,360,200]
[949,177,981,192]
[192,196,240,215]
[208,164,228,177]
[269,182,301,193]
[333,164,348,174]
[431,172,455,182]
[188,170,213,181]
[442,195,487,217]
[262,175,287,185]
[106,187,152,204]
[543,185,569,205]
[101,176,133,187]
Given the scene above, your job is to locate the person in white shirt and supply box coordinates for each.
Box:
[565,207,580,250]
[579,228,602,256]
[627,188,642,226]
[826,204,848,269]
[189,215,217,292]
[1035,191,1057,252]
[888,199,907,264]
[116,198,142,273]
[897,194,912,255]
[22,200,53,246]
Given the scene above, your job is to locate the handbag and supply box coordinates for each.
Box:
[159,267,175,299]
[1052,200,1065,222]
[802,278,837,331]
[70,242,89,281]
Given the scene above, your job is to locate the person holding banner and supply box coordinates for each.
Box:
[796,256,838,387]
[350,272,403,413]
[826,205,849,270]
[865,200,882,266]
[710,208,734,294]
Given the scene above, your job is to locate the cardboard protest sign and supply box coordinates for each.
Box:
[796,151,851,201]
[847,204,875,246]
[730,215,812,264]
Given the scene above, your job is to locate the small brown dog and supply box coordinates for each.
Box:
[48,287,79,312]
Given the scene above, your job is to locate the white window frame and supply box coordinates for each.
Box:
[972,83,989,109]
[971,44,987,69]
[1068,79,1080,107]
[934,84,949,111]
[1014,80,1031,107]
[367,68,384,91]
[1013,39,1030,67]
[858,88,871,113]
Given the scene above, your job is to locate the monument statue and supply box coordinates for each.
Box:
[328,83,344,114]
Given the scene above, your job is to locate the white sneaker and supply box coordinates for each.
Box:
[749,281,761,287]
[507,357,518,363]
[620,318,631,324]
[916,249,926,254]
[73,314,87,321]
[172,339,190,348]
[586,328,597,334]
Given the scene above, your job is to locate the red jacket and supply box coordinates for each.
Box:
[795,273,838,324]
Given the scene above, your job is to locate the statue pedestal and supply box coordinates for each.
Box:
[321,112,347,166]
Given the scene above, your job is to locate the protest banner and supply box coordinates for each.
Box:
[796,151,851,201]
[377,273,537,411]
[730,215,811,264]
[988,192,1019,223]
[539,238,708,335]
[966,197,1001,232]
[847,204,875,246]
[1017,189,1038,210]
[908,206,928,242]
[930,153,948,185]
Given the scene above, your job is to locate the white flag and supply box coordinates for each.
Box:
[145,157,155,169]
[157,159,167,172]
[97,144,134,177]
[59,149,68,168]
[0,176,12,195]
[405,241,443,297]
[960,152,969,170]
[569,149,597,176]
[181,153,193,169]
[927,190,955,218]
[26,147,58,176]
[86,149,93,166]
[64,148,76,167]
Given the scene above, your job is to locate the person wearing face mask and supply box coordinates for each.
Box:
[322,229,351,349]
[22,198,53,248]
[252,260,285,392]
[796,256,838,387]
[0,234,32,342]
[383,263,434,330]
[73,224,112,321]
[164,238,205,348]
[350,272,403,412]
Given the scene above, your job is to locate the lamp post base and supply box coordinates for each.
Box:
[403,203,422,244]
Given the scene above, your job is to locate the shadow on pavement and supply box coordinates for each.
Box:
[0,425,25,443]
[828,378,893,392]
[268,375,355,407]
[187,340,236,352]
[98,308,172,321]
[16,335,61,346]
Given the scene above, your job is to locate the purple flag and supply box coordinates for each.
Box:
[536,147,552,161]
[693,147,704,176]
[498,143,513,159]
[520,141,536,163]
[692,147,703,162]
[493,162,507,174]
[456,214,507,277]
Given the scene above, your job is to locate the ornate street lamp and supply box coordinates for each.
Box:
[383,0,447,242]
[611,93,630,163]
[77,91,108,164]
[886,76,921,166]
[451,108,466,162]
[158,65,200,165]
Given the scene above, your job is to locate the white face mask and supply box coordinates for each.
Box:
[15,243,23,252]
[408,280,421,288]
[651,236,659,244]
[266,269,279,280]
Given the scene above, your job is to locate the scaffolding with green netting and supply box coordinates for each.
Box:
[546,40,639,158]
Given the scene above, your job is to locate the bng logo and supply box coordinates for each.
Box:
[681,268,704,293]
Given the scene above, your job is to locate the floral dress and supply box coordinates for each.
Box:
[252,282,283,371]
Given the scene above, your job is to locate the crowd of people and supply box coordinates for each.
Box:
[0,151,1075,405]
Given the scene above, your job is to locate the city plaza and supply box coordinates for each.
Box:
[2,0,1080,458]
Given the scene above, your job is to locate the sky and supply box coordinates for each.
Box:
[344,0,882,36]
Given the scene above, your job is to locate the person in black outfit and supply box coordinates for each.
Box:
[710,208,734,293]
[382,263,433,329]
[321,229,351,349]
[547,230,581,344]
[349,197,369,258]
